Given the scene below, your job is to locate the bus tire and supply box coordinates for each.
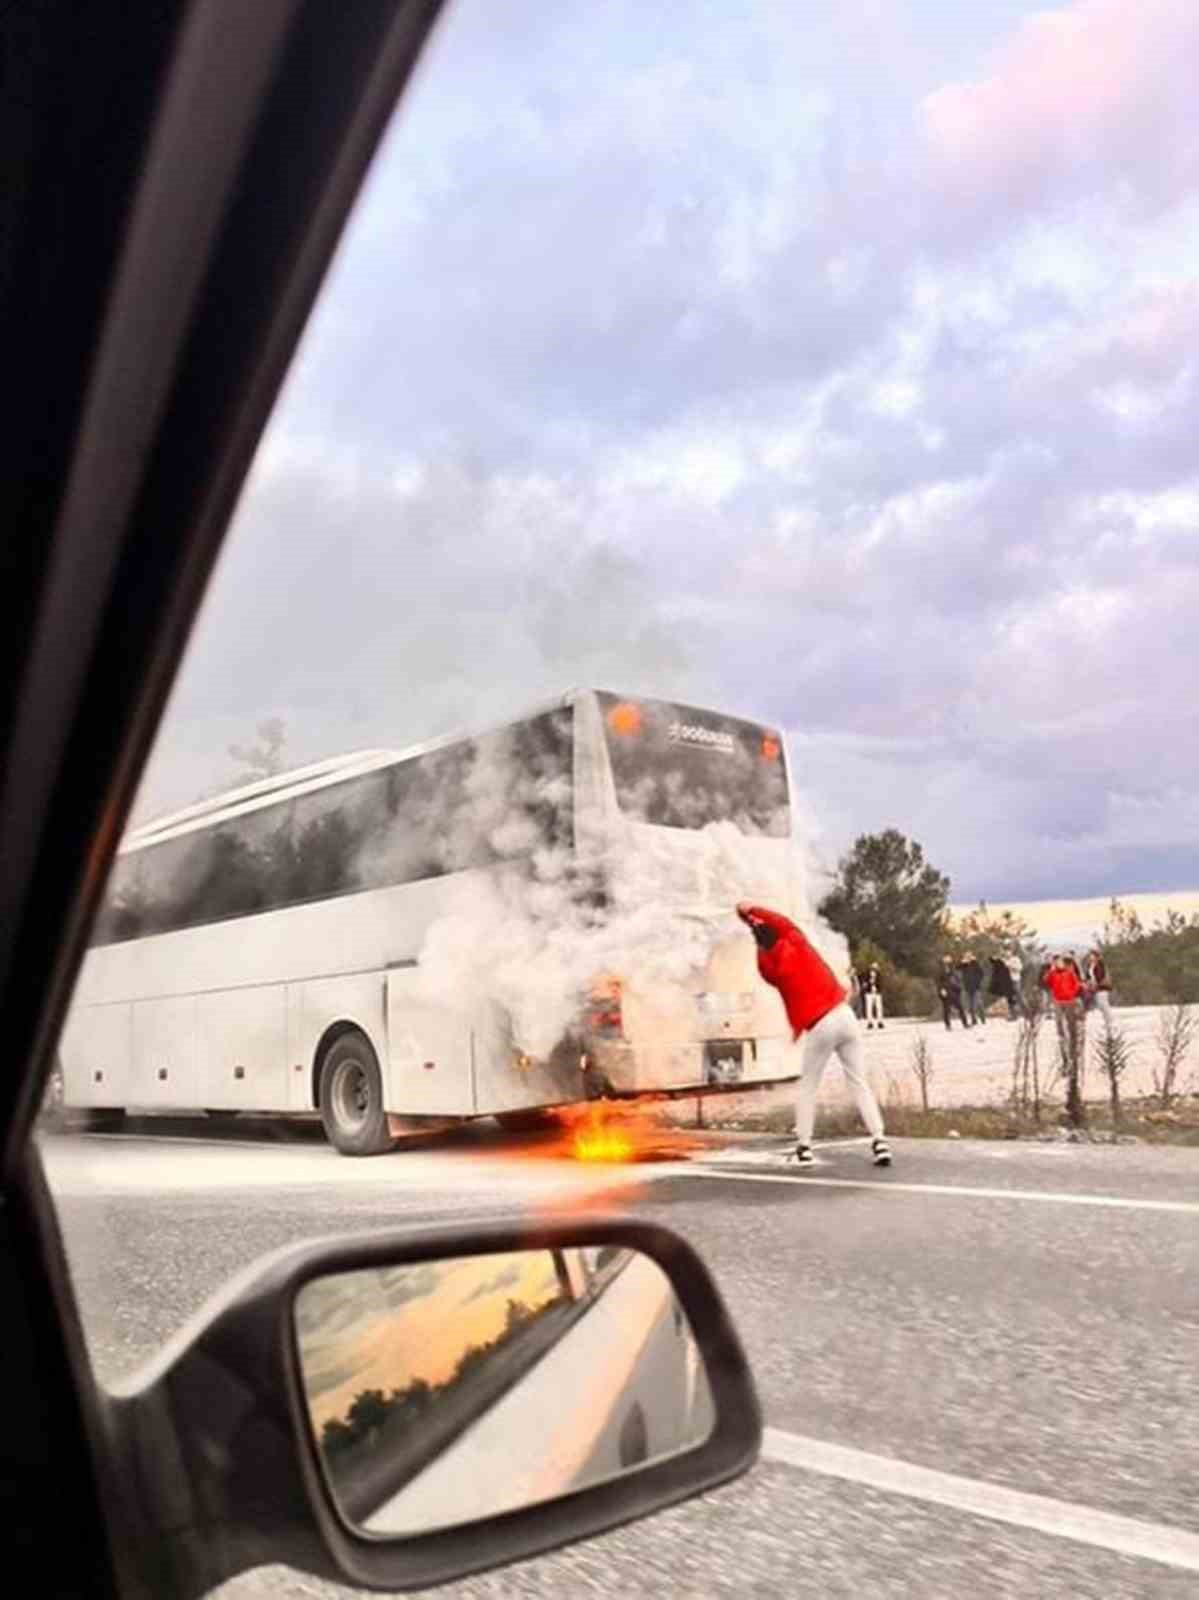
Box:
[318,1032,393,1156]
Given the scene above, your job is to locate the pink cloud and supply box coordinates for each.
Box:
[920,0,1199,225]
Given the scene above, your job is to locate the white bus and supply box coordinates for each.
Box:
[60,689,806,1153]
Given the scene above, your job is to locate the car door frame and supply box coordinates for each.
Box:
[0,3,446,1592]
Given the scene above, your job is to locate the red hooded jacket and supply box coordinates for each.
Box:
[738,905,847,1038]
[1046,964,1083,1004]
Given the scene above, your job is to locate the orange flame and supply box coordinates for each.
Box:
[572,1110,635,1163]
[490,1097,709,1167]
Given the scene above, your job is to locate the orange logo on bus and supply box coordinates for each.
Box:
[607,701,643,737]
[761,734,781,761]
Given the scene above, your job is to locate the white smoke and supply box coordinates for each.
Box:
[397,744,844,1059]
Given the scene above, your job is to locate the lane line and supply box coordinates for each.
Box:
[45,1139,1199,1215]
[762,1427,1199,1574]
[676,1167,1199,1215]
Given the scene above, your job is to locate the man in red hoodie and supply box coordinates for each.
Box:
[736,902,891,1167]
[1045,951,1086,1068]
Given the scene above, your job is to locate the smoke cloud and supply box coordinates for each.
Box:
[396,730,842,1059]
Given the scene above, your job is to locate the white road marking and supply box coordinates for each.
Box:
[42,1135,1199,1216]
[762,1427,1199,1574]
[678,1166,1199,1215]
[38,1134,681,1200]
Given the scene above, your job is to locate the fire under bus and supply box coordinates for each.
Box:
[59,690,805,1154]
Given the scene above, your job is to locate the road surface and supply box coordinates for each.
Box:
[41,1119,1199,1598]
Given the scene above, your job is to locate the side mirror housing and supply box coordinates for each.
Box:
[106,1216,760,1596]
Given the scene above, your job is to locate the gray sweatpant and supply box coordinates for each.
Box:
[788,1002,886,1145]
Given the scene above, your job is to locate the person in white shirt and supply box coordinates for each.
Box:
[859,963,885,1030]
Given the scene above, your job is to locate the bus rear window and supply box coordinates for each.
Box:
[597,693,788,836]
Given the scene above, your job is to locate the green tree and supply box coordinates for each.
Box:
[393,1376,432,1414]
[850,937,936,1018]
[345,1387,389,1439]
[505,1296,533,1333]
[1100,897,1199,1005]
[820,829,950,977]
[946,901,1039,963]
[453,1342,490,1384]
[321,1416,355,1456]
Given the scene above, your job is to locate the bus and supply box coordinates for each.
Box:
[59,689,808,1153]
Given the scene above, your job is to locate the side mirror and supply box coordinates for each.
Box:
[108,1218,760,1596]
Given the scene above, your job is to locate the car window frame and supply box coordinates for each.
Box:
[0,3,447,1593]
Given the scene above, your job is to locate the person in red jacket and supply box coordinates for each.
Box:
[736,902,891,1167]
[1045,953,1082,1005]
[1045,952,1086,1069]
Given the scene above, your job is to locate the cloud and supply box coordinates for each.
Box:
[132,0,1199,905]
[459,1261,522,1306]
[920,0,1199,236]
[139,444,704,818]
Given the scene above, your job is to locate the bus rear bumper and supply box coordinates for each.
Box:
[586,1036,793,1097]
[601,1075,798,1106]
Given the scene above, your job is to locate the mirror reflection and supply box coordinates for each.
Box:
[295,1245,715,1536]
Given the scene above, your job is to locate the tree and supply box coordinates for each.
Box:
[1093,1021,1132,1127]
[228,716,287,785]
[1100,897,1199,1005]
[820,829,950,977]
[1011,1010,1045,1124]
[1059,1008,1086,1130]
[945,901,1039,963]
[909,1034,934,1112]
[505,1296,533,1333]
[321,1416,355,1456]
[850,936,935,1018]
[345,1387,389,1440]
[1153,1003,1197,1108]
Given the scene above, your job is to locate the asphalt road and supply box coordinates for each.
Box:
[40,1120,1199,1599]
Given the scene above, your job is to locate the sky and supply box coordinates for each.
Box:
[137,0,1199,904]
[297,1252,561,1432]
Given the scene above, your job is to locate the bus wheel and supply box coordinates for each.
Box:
[319,1033,393,1156]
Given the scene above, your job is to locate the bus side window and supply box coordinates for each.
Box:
[187,810,282,923]
[509,708,574,853]
[365,748,470,886]
[291,788,360,901]
[291,772,389,900]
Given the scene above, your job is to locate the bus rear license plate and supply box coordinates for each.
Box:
[704,1041,745,1085]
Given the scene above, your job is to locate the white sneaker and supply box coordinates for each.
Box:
[871,1138,892,1167]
